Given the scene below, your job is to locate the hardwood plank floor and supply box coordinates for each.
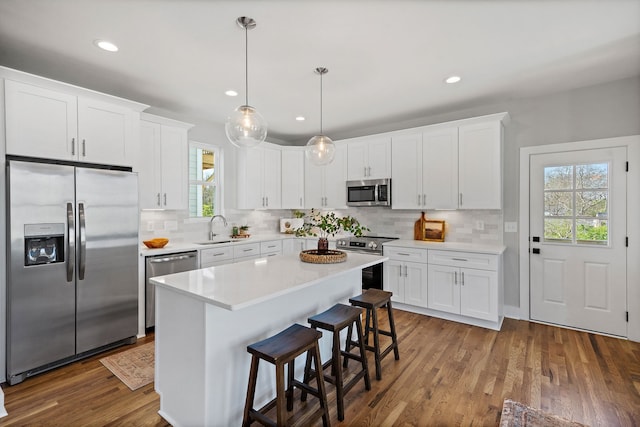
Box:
[1,311,639,426]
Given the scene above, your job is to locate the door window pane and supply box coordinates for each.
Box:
[576,163,607,189]
[542,162,609,245]
[544,191,572,216]
[544,218,573,242]
[544,166,573,190]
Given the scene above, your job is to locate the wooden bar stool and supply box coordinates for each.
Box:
[346,289,399,380]
[302,303,371,421]
[242,324,330,427]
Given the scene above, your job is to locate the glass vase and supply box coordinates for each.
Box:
[317,237,329,254]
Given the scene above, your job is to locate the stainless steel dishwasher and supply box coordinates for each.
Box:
[145,251,198,328]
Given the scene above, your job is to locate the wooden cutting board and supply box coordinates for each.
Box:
[414,212,426,240]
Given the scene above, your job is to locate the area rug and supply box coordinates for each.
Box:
[100,342,154,391]
[499,399,588,427]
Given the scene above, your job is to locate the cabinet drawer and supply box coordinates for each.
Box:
[260,240,283,254]
[234,242,261,258]
[200,246,233,267]
[428,250,497,271]
[383,246,428,263]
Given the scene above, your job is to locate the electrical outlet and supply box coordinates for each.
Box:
[505,222,518,233]
[146,221,154,231]
[475,220,485,231]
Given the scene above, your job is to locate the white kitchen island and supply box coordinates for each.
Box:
[150,252,387,427]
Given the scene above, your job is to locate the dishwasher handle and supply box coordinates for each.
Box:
[149,252,197,263]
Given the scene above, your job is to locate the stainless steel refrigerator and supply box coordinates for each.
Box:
[6,159,139,385]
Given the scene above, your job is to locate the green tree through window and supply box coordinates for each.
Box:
[189,142,221,218]
[543,163,609,245]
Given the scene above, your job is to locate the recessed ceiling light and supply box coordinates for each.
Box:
[295,116,305,121]
[225,90,238,97]
[445,75,461,84]
[94,39,118,52]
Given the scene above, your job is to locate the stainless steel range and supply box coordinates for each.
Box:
[337,236,398,289]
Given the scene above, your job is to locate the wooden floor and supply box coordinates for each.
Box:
[2,310,639,426]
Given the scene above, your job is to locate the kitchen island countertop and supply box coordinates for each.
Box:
[150,252,387,310]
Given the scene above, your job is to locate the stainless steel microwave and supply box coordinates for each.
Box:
[346,179,391,207]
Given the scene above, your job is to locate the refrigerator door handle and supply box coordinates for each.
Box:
[66,202,75,282]
[78,202,87,280]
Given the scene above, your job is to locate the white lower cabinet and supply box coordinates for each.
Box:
[427,250,500,323]
[233,242,261,263]
[384,243,504,330]
[260,240,283,258]
[383,246,428,307]
[283,238,306,255]
[200,246,234,268]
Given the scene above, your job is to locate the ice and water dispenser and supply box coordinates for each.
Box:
[24,223,65,266]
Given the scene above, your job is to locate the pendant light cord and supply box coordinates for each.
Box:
[245,24,249,106]
[319,71,323,134]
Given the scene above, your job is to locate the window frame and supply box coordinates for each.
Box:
[187,140,223,220]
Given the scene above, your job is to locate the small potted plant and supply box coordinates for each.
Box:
[239,225,250,236]
[295,209,368,254]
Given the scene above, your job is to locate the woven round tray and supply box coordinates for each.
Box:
[299,249,347,264]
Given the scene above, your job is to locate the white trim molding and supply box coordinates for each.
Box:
[519,135,640,342]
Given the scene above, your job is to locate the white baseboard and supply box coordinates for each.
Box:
[503,304,522,320]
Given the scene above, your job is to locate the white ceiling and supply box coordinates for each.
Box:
[1,0,639,144]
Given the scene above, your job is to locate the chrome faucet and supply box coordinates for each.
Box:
[209,215,228,240]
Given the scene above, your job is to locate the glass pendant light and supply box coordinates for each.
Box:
[306,67,335,165]
[225,17,267,148]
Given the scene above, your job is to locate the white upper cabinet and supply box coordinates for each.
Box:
[346,136,391,180]
[391,133,423,209]
[304,143,347,209]
[423,127,459,209]
[5,80,77,161]
[392,113,507,210]
[458,121,502,209]
[5,79,141,166]
[392,127,459,210]
[281,148,305,209]
[139,114,191,210]
[236,144,282,209]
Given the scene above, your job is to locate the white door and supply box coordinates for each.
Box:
[530,147,627,336]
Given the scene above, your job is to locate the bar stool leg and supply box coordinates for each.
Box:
[312,342,331,427]
[275,362,287,426]
[301,347,313,402]
[387,300,400,360]
[354,315,372,391]
[343,322,354,369]
[242,356,260,427]
[371,307,383,380]
[332,329,345,421]
[286,359,295,411]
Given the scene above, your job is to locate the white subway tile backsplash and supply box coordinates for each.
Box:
[140,207,503,245]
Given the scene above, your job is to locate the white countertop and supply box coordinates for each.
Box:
[150,252,387,311]
[383,239,506,255]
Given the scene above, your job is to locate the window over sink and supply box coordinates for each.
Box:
[189,141,222,218]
